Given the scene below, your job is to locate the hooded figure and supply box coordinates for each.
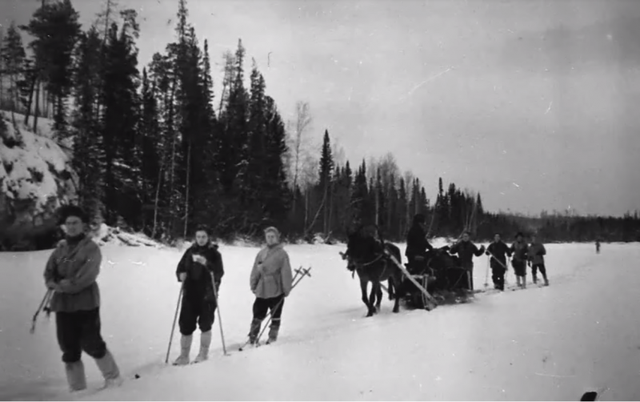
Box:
[173,226,224,365]
[248,227,293,345]
[43,205,122,392]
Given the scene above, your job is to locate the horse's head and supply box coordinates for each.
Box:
[345,227,382,268]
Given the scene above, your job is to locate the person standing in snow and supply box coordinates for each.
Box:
[510,232,529,288]
[173,226,224,366]
[449,231,485,291]
[595,240,601,254]
[528,234,549,286]
[405,213,434,274]
[485,233,512,291]
[43,205,122,392]
[248,227,293,345]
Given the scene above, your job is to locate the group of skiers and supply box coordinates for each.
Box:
[42,205,293,393]
[41,205,552,394]
[405,213,549,292]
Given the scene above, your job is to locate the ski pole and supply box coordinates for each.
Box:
[210,273,227,356]
[165,283,184,364]
[30,289,53,334]
[255,267,311,346]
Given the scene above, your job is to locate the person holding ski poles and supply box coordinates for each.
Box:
[528,234,549,286]
[43,205,122,392]
[248,226,293,345]
[449,231,485,292]
[510,232,529,288]
[173,226,224,366]
[485,233,512,291]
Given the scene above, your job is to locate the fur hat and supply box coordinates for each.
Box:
[57,205,88,225]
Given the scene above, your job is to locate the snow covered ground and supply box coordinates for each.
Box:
[1,240,639,400]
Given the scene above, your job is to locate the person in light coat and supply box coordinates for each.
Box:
[528,234,549,286]
[248,227,293,345]
[43,205,122,392]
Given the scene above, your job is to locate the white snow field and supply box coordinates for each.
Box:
[1,241,639,400]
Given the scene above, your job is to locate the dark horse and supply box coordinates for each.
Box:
[343,227,403,317]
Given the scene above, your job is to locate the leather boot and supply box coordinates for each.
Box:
[173,334,192,366]
[64,361,87,392]
[248,318,262,344]
[95,349,123,389]
[194,331,212,363]
[267,319,281,344]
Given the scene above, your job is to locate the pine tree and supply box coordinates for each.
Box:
[139,67,162,231]
[100,16,141,227]
[0,22,26,118]
[318,129,334,235]
[71,27,105,224]
[22,0,81,137]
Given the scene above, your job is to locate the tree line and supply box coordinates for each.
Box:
[1,0,638,247]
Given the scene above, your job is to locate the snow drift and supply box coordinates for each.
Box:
[0,112,75,249]
[0,241,639,400]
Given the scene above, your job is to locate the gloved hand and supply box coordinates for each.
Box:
[178,272,187,282]
[46,281,58,290]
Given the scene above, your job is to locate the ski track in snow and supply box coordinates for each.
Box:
[1,242,640,400]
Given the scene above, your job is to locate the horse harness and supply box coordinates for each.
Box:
[348,252,390,279]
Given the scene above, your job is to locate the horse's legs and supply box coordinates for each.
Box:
[375,285,382,311]
[368,282,379,316]
[392,274,401,313]
[360,277,374,317]
[387,279,395,300]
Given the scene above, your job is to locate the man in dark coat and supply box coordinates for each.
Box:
[449,231,485,291]
[174,226,224,365]
[485,233,512,290]
[405,214,434,274]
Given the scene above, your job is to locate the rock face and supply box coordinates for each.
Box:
[0,112,76,250]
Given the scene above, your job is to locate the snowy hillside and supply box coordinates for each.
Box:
[0,112,75,248]
[1,241,639,400]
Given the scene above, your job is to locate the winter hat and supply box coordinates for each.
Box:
[57,205,88,225]
[264,226,281,237]
[515,232,524,239]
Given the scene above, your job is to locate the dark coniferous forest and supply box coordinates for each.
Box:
[1,0,639,246]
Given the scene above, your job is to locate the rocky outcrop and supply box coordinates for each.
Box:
[0,112,76,250]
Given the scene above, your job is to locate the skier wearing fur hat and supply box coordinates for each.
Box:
[43,205,122,392]
[173,226,224,365]
[247,226,293,345]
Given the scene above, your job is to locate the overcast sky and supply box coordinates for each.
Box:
[2,0,640,217]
